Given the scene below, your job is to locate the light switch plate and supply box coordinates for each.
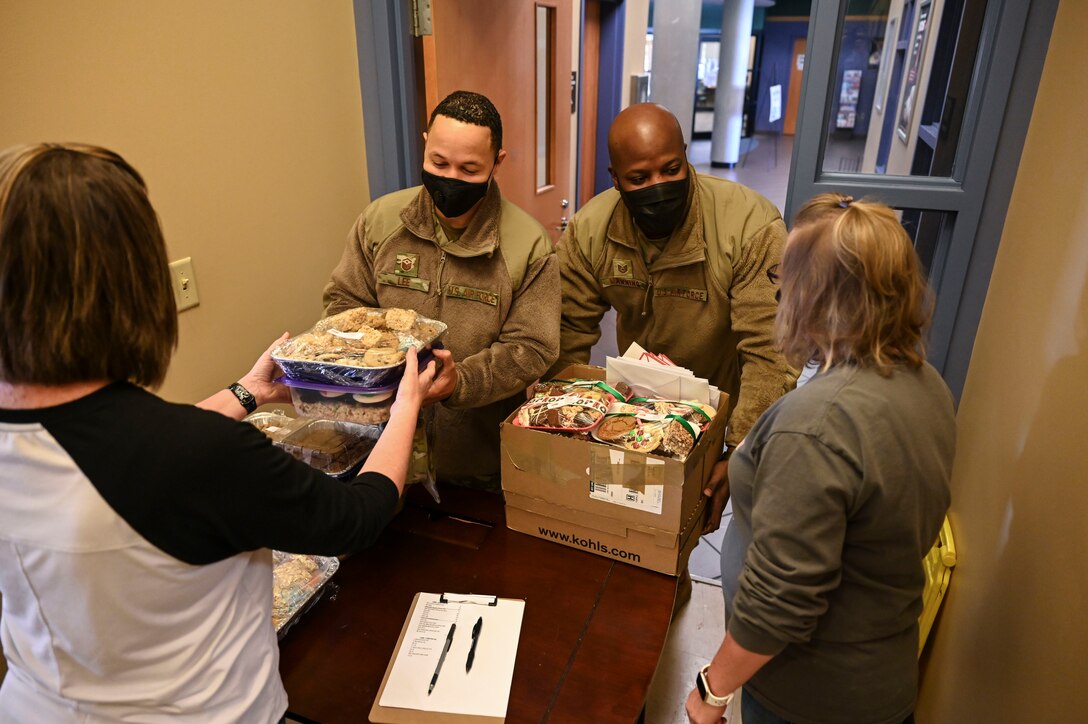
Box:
[169,257,200,312]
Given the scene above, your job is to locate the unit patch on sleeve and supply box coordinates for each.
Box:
[445,283,498,306]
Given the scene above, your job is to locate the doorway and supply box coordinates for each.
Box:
[783,37,806,135]
[419,0,574,243]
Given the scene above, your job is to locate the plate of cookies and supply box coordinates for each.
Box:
[272,306,446,387]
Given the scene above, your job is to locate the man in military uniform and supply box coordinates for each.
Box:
[549,103,797,532]
[324,91,559,489]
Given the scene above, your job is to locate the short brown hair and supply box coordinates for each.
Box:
[429,90,503,153]
[775,193,933,376]
[0,143,177,387]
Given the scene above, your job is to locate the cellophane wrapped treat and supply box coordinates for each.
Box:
[513,379,632,433]
[271,306,446,387]
[272,551,339,639]
[591,398,717,461]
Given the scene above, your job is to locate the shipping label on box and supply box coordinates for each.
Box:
[588,451,666,514]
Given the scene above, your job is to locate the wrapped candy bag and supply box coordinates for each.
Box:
[513,379,631,433]
[592,399,716,460]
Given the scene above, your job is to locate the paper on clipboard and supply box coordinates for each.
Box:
[606,343,720,408]
[374,592,524,721]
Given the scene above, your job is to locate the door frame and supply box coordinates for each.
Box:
[785,0,1060,400]
[352,0,424,201]
[783,37,806,135]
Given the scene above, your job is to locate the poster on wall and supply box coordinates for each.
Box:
[874,15,898,113]
[836,70,862,129]
[897,1,932,143]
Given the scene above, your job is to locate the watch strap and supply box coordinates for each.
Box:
[227,382,258,414]
[696,664,734,708]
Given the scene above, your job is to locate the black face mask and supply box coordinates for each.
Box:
[421,168,491,218]
[617,175,691,239]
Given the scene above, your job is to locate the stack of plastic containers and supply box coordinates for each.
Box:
[246,307,446,482]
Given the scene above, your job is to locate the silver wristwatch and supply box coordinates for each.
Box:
[696,664,734,707]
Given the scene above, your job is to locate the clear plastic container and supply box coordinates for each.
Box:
[272,551,339,639]
[278,376,397,426]
[242,409,303,444]
[271,306,447,386]
[278,419,380,480]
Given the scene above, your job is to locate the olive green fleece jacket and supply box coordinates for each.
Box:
[323,182,560,479]
[549,170,796,447]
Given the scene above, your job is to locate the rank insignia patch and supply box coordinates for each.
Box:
[395,253,419,278]
[612,259,634,278]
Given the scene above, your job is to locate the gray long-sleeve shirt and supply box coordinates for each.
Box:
[721,362,954,724]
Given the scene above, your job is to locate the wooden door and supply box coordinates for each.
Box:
[579,0,601,209]
[422,0,573,243]
[784,37,807,135]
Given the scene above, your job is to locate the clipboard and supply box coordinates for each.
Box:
[370,592,525,723]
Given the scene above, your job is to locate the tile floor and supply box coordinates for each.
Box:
[644,578,747,724]
[688,500,732,584]
[689,134,794,213]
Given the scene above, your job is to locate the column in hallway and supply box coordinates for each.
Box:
[711,0,756,168]
[649,0,701,143]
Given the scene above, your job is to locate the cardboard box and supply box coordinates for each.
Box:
[500,364,727,575]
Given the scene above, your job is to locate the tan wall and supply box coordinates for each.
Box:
[916,0,1088,719]
[0,1,369,403]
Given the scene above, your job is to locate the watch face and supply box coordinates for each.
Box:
[697,666,731,707]
[696,671,709,699]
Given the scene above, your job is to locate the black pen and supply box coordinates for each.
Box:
[466,616,483,672]
[428,623,456,695]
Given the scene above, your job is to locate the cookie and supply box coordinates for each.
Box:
[621,424,663,454]
[362,347,405,367]
[661,420,696,457]
[384,307,418,332]
[597,415,637,441]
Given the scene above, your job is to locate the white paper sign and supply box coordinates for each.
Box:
[769,84,783,123]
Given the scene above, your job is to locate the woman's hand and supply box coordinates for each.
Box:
[391,347,438,417]
[685,688,727,723]
[238,332,292,407]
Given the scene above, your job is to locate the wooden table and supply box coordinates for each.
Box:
[278,483,679,723]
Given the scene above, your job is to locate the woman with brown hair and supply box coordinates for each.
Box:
[686,194,955,723]
[0,143,435,722]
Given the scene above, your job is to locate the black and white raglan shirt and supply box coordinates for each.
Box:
[0,382,399,723]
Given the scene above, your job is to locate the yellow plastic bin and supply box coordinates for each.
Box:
[918,516,956,656]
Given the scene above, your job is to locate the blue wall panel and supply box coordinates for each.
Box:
[753,19,885,136]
